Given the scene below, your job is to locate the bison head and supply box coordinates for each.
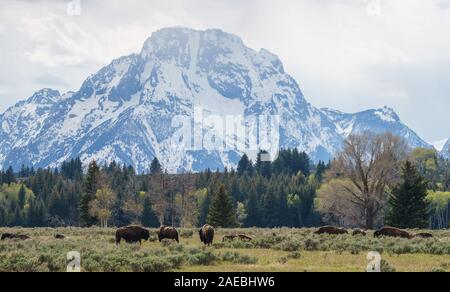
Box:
[143,229,150,241]
[199,229,205,243]
[158,226,165,242]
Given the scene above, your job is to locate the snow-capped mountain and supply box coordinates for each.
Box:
[0,27,430,173]
[320,107,431,149]
[438,139,450,159]
[431,139,448,152]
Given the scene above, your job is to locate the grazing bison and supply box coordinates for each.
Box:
[414,232,434,239]
[158,226,179,243]
[54,234,66,240]
[222,234,253,242]
[374,227,413,239]
[352,229,367,236]
[115,225,150,246]
[199,225,215,246]
[1,233,30,241]
[222,235,236,242]
[237,234,253,241]
[315,226,348,235]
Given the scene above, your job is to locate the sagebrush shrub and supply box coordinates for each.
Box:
[221,252,257,264]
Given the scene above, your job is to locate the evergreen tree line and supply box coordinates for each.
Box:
[1,145,449,229]
[0,150,326,228]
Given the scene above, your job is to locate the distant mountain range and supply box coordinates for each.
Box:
[0,27,436,172]
[435,139,450,159]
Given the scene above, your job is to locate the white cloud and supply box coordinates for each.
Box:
[34,72,69,87]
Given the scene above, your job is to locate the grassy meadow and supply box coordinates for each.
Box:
[0,227,449,272]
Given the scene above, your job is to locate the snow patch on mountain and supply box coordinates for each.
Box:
[432,139,448,152]
[438,139,450,159]
[374,107,398,123]
[320,106,431,149]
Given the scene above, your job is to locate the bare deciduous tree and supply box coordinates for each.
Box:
[149,172,196,226]
[123,191,145,224]
[175,173,197,227]
[149,172,168,225]
[317,132,407,229]
[89,188,115,228]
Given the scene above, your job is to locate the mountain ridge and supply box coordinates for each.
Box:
[0,27,433,172]
[320,106,431,150]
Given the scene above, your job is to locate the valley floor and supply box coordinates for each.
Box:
[0,227,449,272]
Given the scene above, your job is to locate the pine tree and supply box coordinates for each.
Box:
[387,161,429,229]
[244,186,260,227]
[150,157,163,175]
[27,198,47,227]
[85,160,101,196]
[278,188,290,227]
[18,184,26,209]
[5,166,16,186]
[141,196,159,227]
[315,161,327,182]
[19,165,29,178]
[35,199,47,227]
[111,191,129,227]
[256,151,272,178]
[10,201,23,227]
[207,185,236,227]
[0,205,6,226]
[237,154,253,175]
[262,187,279,227]
[79,160,101,227]
[197,190,212,226]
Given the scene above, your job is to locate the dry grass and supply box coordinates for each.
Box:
[0,227,449,272]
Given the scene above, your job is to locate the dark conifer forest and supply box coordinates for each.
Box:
[1,146,449,230]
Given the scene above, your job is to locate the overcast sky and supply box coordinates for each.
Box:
[1,0,450,142]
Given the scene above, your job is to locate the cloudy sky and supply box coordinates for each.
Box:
[1,0,450,143]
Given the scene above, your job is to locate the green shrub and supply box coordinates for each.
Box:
[180,229,195,238]
[221,252,257,264]
[140,257,172,272]
[148,235,158,242]
[276,238,302,252]
[187,248,217,266]
[287,252,302,259]
[161,238,175,247]
[169,243,185,253]
[380,260,396,273]
[278,257,288,265]
[431,267,446,273]
[303,238,320,251]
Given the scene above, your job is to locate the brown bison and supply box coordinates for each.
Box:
[158,226,179,243]
[54,234,66,240]
[115,225,150,246]
[414,232,434,239]
[315,226,348,235]
[237,234,253,241]
[222,234,253,242]
[374,227,413,239]
[352,229,367,236]
[199,225,215,246]
[1,233,30,241]
[222,235,236,242]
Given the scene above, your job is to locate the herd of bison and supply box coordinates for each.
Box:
[1,225,434,245]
